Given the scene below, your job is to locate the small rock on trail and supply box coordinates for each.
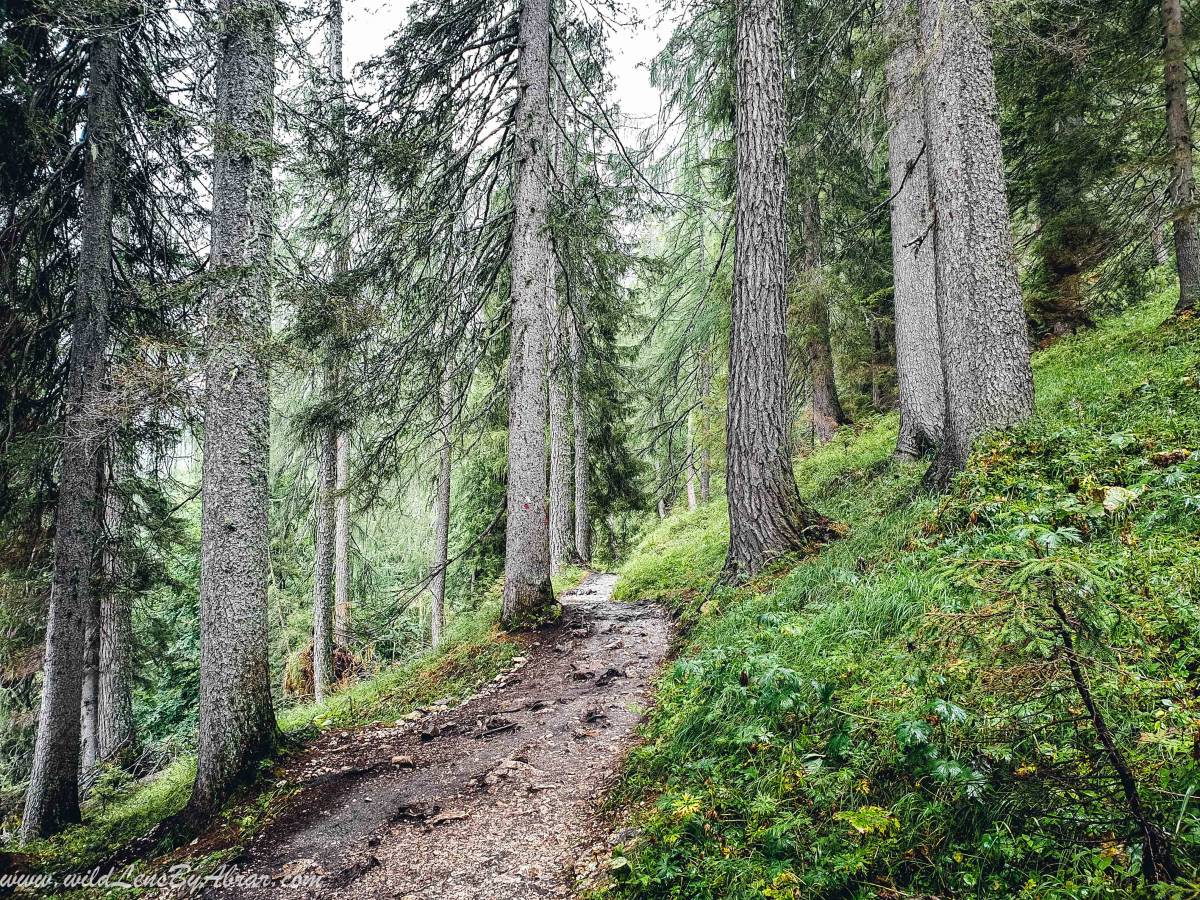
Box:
[208,573,671,899]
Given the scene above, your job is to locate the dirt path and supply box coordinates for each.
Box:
[209,573,670,899]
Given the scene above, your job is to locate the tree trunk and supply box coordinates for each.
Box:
[1163,0,1200,314]
[312,398,336,703]
[547,297,575,570]
[80,592,100,775]
[686,411,698,510]
[183,0,278,828]
[919,0,1033,486]
[328,0,352,652]
[333,430,351,648]
[571,316,591,562]
[1151,213,1170,267]
[698,348,712,502]
[502,0,555,626]
[21,25,118,842]
[98,448,134,764]
[885,0,944,459]
[725,0,833,579]
[654,457,667,520]
[546,45,575,572]
[801,196,847,445]
[81,453,103,773]
[429,375,452,648]
[546,118,576,571]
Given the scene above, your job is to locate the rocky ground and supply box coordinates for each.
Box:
[207,573,671,899]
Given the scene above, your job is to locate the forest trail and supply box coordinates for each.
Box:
[210,573,671,899]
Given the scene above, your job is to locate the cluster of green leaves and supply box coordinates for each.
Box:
[603,294,1200,898]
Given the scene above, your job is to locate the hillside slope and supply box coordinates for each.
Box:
[605,296,1200,898]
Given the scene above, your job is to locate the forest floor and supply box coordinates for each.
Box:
[205,573,672,899]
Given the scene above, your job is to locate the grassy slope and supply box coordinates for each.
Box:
[606,297,1200,898]
[14,567,585,877]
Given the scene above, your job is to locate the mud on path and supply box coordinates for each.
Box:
[210,573,671,899]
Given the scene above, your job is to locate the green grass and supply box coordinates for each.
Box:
[12,567,589,879]
[605,293,1200,899]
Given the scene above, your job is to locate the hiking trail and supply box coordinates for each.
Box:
[210,573,671,899]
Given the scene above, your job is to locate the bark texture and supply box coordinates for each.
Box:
[333,430,351,648]
[1163,0,1200,314]
[801,197,847,445]
[724,0,832,578]
[429,376,452,648]
[547,293,575,570]
[546,46,575,572]
[184,0,278,827]
[312,409,336,703]
[501,0,555,626]
[21,26,118,841]
[328,0,352,652]
[98,450,135,764]
[885,0,945,459]
[919,0,1033,484]
[80,593,100,774]
[571,318,591,562]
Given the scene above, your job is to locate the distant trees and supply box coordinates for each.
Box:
[97,451,136,764]
[183,0,278,827]
[430,374,453,647]
[547,74,577,573]
[310,0,350,705]
[799,195,848,445]
[572,312,592,562]
[723,0,833,578]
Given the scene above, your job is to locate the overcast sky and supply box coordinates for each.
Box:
[340,0,667,123]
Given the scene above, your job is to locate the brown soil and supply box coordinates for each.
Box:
[206,573,671,899]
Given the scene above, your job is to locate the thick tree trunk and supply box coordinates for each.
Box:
[502,0,555,626]
[801,196,847,445]
[919,0,1033,485]
[312,402,336,703]
[698,348,712,502]
[885,0,944,459]
[1163,0,1200,313]
[429,376,452,648]
[333,431,351,647]
[184,0,278,827]
[571,318,591,562]
[725,0,833,579]
[21,26,118,842]
[98,449,134,764]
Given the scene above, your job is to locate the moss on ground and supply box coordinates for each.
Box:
[604,294,1200,898]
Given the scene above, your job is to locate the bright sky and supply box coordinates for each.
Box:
[341,0,667,124]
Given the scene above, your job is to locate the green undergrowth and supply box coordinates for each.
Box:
[13,566,587,882]
[605,296,1200,898]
